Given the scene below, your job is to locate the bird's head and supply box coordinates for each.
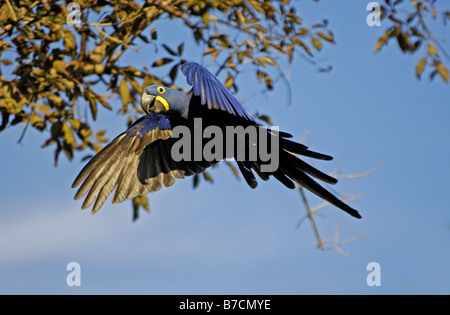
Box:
[141,85,171,115]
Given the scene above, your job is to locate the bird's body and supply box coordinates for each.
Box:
[72,62,361,219]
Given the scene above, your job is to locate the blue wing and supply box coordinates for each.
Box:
[72,113,217,214]
[181,62,254,121]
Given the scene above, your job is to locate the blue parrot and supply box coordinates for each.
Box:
[72,62,361,219]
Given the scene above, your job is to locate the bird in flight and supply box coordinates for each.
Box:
[72,62,361,219]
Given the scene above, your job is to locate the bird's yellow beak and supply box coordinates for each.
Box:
[155,96,169,112]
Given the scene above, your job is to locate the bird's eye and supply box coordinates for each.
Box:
[158,87,165,94]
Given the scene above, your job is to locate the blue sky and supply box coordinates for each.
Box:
[1,1,449,294]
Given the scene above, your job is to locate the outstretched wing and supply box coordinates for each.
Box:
[181,62,254,121]
[72,113,211,214]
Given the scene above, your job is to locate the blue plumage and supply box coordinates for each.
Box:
[181,62,254,120]
[73,62,361,219]
[126,113,171,138]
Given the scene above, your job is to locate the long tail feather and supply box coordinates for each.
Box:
[286,167,361,218]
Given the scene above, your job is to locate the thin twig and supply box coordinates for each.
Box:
[321,225,369,258]
[298,186,327,248]
[331,162,382,179]
[273,62,293,106]
[215,32,257,77]
[416,8,450,60]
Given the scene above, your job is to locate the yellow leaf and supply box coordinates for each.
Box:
[53,60,65,74]
[297,27,310,36]
[317,31,335,44]
[436,63,449,83]
[151,58,173,67]
[62,122,75,148]
[249,0,265,14]
[211,49,221,60]
[376,29,392,52]
[133,195,149,212]
[235,9,245,25]
[58,78,74,90]
[415,57,427,79]
[63,29,76,51]
[312,38,323,51]
[202,171,213,182]
[34,103,52,117]
[297,41,312,56]
[119,79,130,106]
[30,112,45,130]
[203,47,216,56]
[96,129,109,143]
[224,74,234,89]
[32,69,45,77]
[427,43,438,56]
[79,127,92,140]
[94,64,105,74]
[68,118,81,130]
[202,13,210,25]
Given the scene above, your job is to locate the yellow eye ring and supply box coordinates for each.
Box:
[158,87,165,94]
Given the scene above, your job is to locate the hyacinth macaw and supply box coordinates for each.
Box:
[72,62,361,218]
